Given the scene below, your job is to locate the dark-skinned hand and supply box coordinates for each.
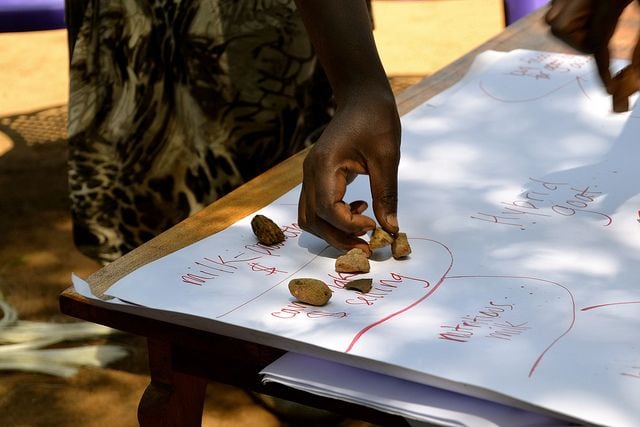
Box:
[545,0,640,111]
[298,92,401,257]
[294,0,402,255]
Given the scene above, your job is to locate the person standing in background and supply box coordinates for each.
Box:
[66,0,400,264]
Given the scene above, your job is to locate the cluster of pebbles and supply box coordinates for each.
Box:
[251,215,412,306]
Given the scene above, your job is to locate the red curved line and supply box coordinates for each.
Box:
[446,275,575,378]
[576,76,591,100]
[478,76,584,104]
[581,301,640,311]
[575,210,613,227]
[345,238,454,353]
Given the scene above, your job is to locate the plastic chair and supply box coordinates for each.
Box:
[504,0,549,26]
[0,0,65,32]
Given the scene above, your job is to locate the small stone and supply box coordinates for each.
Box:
[251,214,285,246]
[335,248,370,273]
[368,227,394,250]
[391,232,411,259]
[288,278,332,306]
[345,278,373,293]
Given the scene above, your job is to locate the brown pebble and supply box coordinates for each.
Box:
[345,278,373,293]
[335,248,370,273]
[288,278,332,306]
[369,227,394,250]
[251,214,285,246]
[391,232,411,259]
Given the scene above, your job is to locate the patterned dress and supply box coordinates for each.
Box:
[67,0,334,263]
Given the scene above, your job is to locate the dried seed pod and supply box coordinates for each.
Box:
[391,232,412,259]
[345,278,373,293]
[251,214,285,246]
[368,227,394,250]
[288,278,332,306]
[335,248,370,273]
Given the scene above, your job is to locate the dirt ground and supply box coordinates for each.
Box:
[0,2,504,426]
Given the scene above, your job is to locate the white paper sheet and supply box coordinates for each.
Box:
[102,50,640,426]
[261,352,564,427]
[72,273,128,305]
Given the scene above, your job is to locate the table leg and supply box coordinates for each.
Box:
[138,338,207,427]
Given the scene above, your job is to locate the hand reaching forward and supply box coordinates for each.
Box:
[293,0,402,254]
[545,0,640,111]
[298,94,401,256]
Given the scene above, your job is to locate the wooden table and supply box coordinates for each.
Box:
[60,7,640,426]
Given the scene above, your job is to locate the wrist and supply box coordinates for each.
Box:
[333,85,401,147]
[334,75,396,111]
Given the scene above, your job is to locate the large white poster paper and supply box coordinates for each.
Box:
[105,50,640,426]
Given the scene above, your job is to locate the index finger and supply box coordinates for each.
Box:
[368,154,400,236]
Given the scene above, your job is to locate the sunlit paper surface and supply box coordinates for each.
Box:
[102,50,640,426]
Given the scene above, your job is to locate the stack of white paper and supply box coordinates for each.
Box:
[261,352,565,427]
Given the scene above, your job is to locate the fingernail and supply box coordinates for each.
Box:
[386,214,398,231]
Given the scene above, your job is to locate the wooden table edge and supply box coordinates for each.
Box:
[57,5,640,425]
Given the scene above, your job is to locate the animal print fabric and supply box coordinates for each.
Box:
[67,0,334,263]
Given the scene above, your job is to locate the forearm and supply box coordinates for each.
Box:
[294,0,393,106]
